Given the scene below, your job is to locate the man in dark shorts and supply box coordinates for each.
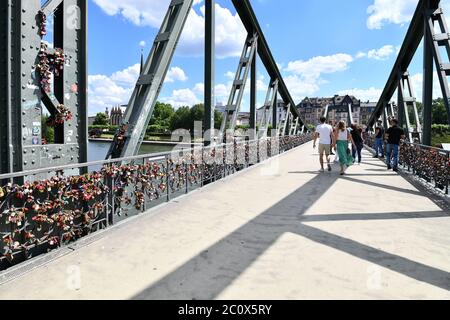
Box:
[385,119,405,172]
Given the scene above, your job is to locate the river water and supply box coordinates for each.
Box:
[88,140,177,162]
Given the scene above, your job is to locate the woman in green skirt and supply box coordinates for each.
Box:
[333,121,356,175]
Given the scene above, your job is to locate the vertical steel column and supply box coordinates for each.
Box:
[54,4,64,144]
[397,81,404,128]
[204,0,215,146]
[383,102,389,130]
[347,103,354,126]
[0,0,13,174]
[423,4,434,146]
[272,91,277,133]
[79,0,88,167]
[425,2,450,125]
[250,45,257,136]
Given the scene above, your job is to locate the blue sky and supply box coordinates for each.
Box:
[83,0,450,115]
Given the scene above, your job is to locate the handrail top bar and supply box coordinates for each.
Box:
[403,141,450,154]
[0,137,292,181]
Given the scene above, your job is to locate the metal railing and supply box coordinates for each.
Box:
[399,142,449,194]
[0,134,312,271]
[363,133,449,195]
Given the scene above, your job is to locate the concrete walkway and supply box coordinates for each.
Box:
[0,142,449,300]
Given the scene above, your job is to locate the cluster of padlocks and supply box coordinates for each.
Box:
[400,143,450,192]
[46,104,73,127]
[38,10,47,37]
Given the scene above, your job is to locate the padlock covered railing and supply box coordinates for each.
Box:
[363,132,450,195]
[0,134,312,271]
[399,142,450,194]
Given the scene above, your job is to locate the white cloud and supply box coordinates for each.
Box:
[285,54,354,78]
[355,52,366,59]
[92,0,246,59]
[337,87,383,102]
[225,71,235,80]
[111,63,141,85]
[284,74,321,101]
[88,74,134,116]
[366,0,450,29]
[193,83,204,94]
[165,67,188,83]
[161,88,201,108]
[283,54,354,101]
[366,0,417,29]
[410,72,443,102]
[89,64,189,115]
[367,45,395,60]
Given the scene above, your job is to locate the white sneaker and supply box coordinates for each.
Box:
[319,168,325,173]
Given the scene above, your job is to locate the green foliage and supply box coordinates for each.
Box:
[168,103,224,134]
[93,112,109,126]
[432,98,448,125]
[149,102,174,132]
[41,115,54,143]
[170,106,191,131]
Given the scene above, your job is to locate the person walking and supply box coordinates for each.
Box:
[313,116,334,172]
[385,118,406,172]
[374,120,385,158]
[334,120,356,175]
[350,124,364,164]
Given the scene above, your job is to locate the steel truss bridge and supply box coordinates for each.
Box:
[0,0,449,297]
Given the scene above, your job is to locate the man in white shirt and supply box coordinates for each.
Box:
[313,116,334,172]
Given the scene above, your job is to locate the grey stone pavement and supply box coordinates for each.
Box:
[0,141,449,300]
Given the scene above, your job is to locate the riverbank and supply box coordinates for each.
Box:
[89,138,202,147]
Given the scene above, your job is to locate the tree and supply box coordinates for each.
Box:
[93,112,109,126]
[432,98,448,125]
[169,104,225,134]
[170,106,191,131]
[149,102,175,131]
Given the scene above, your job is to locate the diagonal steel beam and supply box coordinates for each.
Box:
[367,0,435,128]
[107,0,193,159]
[219,34,258,137]
[231,0,305,128]
[424,4,450,124]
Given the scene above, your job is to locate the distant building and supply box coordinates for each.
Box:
[215,102,226,114]
[256,99,288,126]
[236,112,250,126]
[88,116,96,126]
[105,105,127,126]
[297,95,377,127]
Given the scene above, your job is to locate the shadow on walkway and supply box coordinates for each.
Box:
[132,168,450,300]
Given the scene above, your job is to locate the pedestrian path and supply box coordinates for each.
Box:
[0,142,449,300]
